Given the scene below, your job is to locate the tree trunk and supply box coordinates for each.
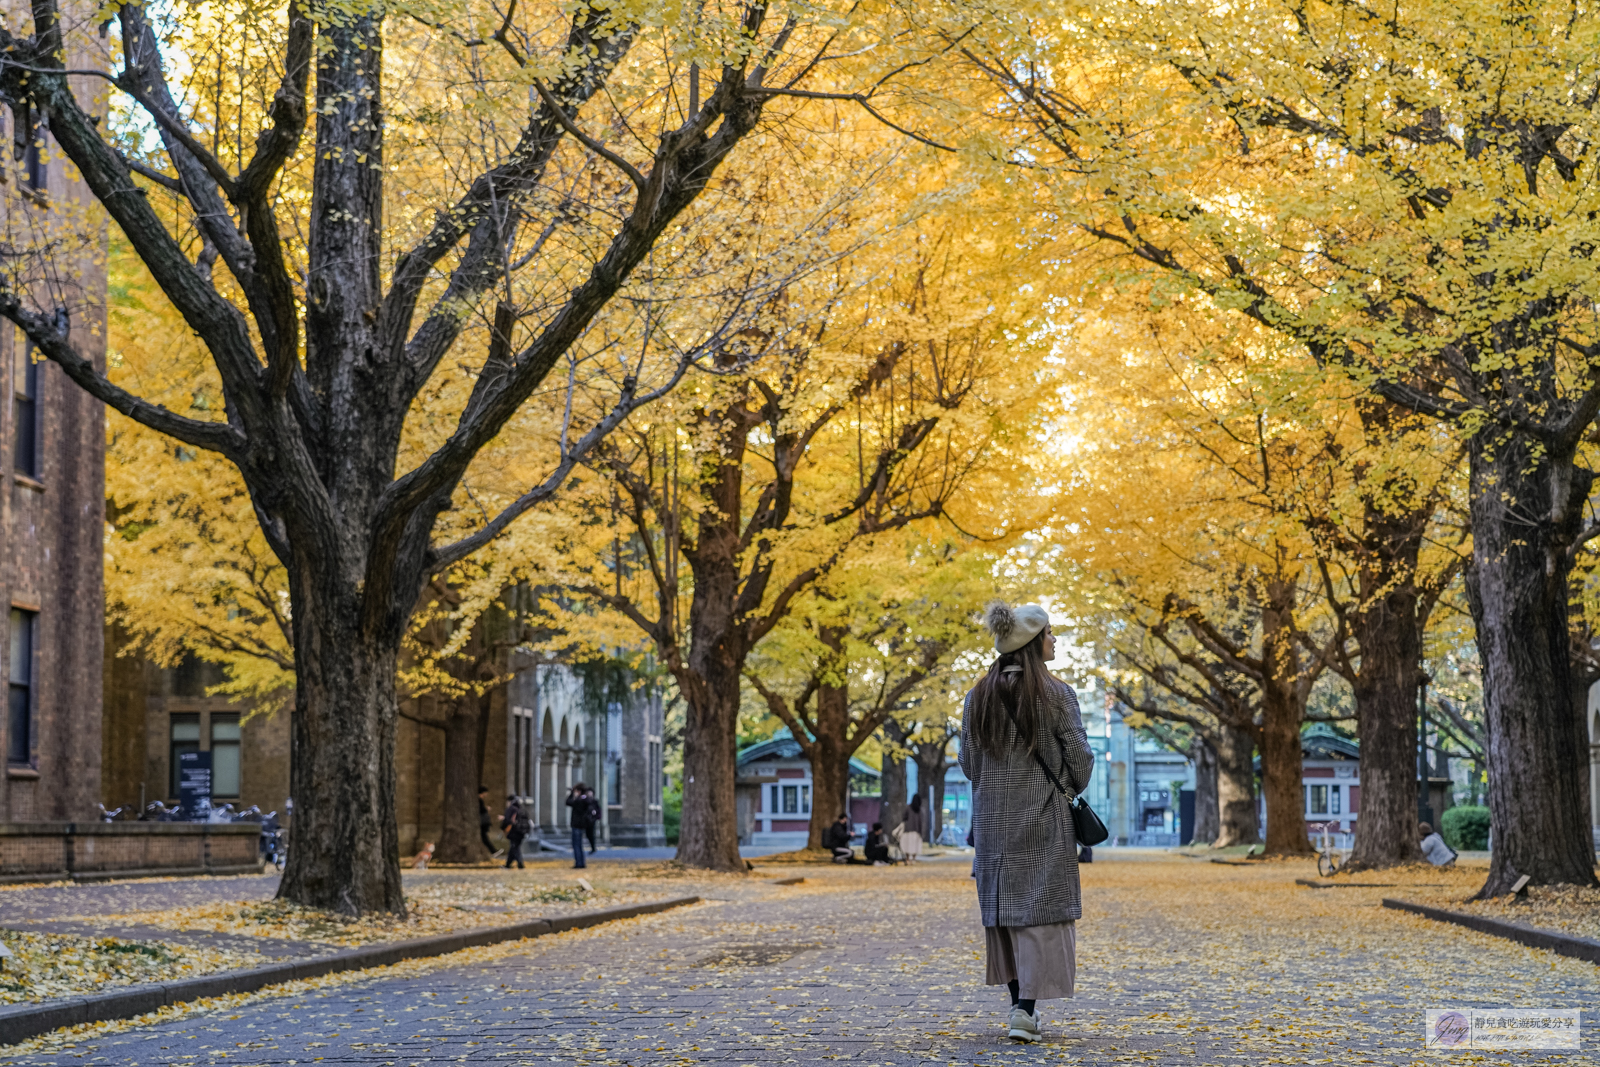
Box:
[912,742,950,842]
[1343,400,1433,869]
[1213,720,1258,848]
[1260,580,1314,855]
[278,601,405,915]
[804,626,853,848]
[675,669,743,871]
[1191,734,1220,845]
[808,738,851,849]
[673,411,757,873]
[929,769,947,842]
[1466,435,1599,895]
[1570,647,1598,865]
[880,743,907,838]
[1346,517,1427,869]
[433,691,488,864]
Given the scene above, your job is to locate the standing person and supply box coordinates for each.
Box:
[899,794,926,863]
[501,794,528,870]
[960,601,1094,1044]
[567,783,594,869]
[477,786,496,859]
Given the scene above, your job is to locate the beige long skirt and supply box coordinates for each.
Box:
[984,920,1077,1000]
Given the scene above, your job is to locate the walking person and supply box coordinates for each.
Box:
[501,794,529,870]
[478,786,496,859]
[960,601,1094,1044]
[899,794,926,863]
[567,783,594,869]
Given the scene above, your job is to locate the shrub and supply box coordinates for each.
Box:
[1441,805,1490,851]
[663,779,682,845]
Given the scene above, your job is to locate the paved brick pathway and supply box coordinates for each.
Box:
[0,876,282,922]
[3,854,1596,1065]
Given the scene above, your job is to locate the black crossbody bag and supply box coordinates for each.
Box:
[1005,703,1109,847]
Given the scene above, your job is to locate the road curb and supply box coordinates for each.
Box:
[0,895,699,1046]
[1382,897,1600,964]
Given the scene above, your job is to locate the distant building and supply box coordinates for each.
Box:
[735,731,879,849]
[100,648,665,853]
[1298,724,1361,836]
[503,661,665,848]
[1079,688,1195,847]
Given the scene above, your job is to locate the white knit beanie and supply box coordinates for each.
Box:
[983,601,1050,654]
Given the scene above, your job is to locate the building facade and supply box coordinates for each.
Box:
[101,644,292,819]
[1299,724,1361,842]
[501,661,666,849]
[735,732,879,849]
[0,61,109,823]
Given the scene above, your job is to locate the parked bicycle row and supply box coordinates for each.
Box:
[97,802,286,871]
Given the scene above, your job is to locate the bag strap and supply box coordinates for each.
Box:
[1001,696,1082,802]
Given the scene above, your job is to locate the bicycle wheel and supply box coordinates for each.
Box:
[1318,851,1338,878]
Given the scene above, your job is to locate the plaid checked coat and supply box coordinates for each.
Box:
[959,679,1095,928]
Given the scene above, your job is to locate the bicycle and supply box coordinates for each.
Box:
[1314,822,1348,877]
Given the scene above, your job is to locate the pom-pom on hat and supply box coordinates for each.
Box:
[984,601,1050,654]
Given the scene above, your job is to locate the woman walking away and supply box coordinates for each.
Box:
[899,794,926,862]
[960,601,1094,1044]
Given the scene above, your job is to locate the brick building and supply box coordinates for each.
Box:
[399,658,666,855]
[99,642,666,856]
[100,645,292,818]
[0,53,110,822]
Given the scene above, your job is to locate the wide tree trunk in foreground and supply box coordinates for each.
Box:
[279,609,405,911]
[676,642,745,871]
[1467,436,1598,895]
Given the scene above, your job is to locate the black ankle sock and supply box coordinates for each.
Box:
[1007,979,1019,1006]
[1017,999,1036,1016]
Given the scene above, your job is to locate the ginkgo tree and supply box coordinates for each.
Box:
[0,0,975,912]
[542,211,1050,869]
[951,0,1599,892]
[1057,296,1463,859]
[743,534,995,849]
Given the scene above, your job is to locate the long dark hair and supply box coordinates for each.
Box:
[968,629,1056,758]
